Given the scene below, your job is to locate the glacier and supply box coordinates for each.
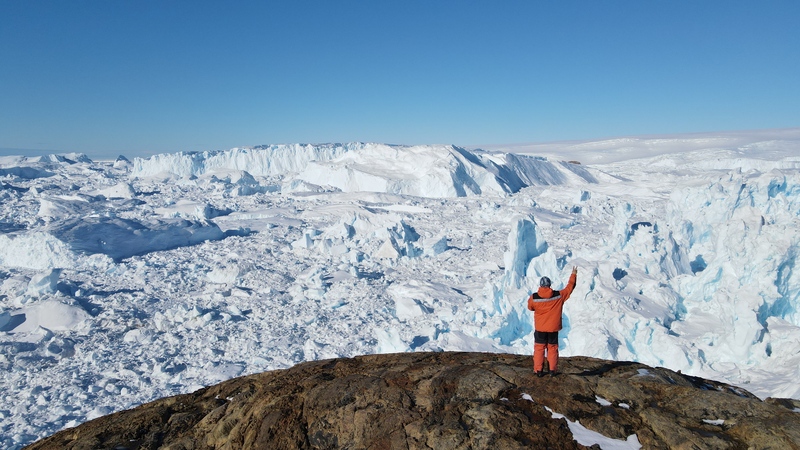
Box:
[130,143,599,197]
[1,134,800,449]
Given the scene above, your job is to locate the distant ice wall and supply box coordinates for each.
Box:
[130,143,598,198]
[131,144,361,178]
[298,144,597,198]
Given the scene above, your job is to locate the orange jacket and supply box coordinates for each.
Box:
[527,272,577,332]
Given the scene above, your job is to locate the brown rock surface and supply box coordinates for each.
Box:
[26,352,800,449]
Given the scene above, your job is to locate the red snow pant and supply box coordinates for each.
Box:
[533,331,559,372]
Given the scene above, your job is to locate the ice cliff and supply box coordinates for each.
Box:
[131,143,598,197]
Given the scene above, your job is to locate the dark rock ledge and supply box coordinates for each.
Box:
[26,352,800,449]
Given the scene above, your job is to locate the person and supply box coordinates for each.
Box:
[526,266,578,377]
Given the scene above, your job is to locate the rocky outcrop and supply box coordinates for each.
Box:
[27,352,800,449]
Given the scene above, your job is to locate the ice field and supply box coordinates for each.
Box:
[1,130,800,448]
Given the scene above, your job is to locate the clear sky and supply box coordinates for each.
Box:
[1,1,799,159]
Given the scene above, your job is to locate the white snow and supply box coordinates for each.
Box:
[1,131,800,449]
[535,400,641,450]
[596,396,613,407]
[703,419,725,425]
[552,411,642,450]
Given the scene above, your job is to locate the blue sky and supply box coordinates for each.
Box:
[1,1,798,159]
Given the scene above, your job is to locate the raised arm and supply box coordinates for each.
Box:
[560,266,578,301]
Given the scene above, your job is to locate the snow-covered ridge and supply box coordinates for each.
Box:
[132,143,598,198]
[0,153,94,179]
[483,127,800,166]
[0,153,92,166]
